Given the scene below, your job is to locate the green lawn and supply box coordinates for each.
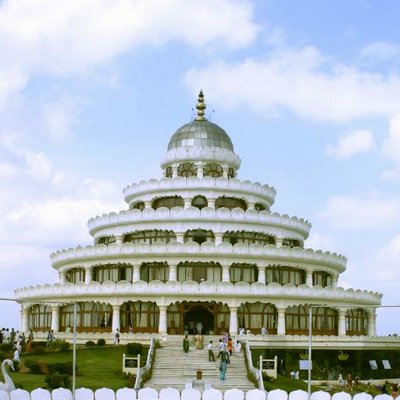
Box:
[12,347,130,391]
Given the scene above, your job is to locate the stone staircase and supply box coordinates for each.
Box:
[143,335,256,392]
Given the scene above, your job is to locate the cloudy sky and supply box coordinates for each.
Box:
[1,0,399,334]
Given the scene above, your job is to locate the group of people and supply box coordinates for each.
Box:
[182,332,242,381]
[1,327,37,364]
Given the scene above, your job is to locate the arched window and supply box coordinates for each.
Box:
[140,262,169,283]
[120,301,159,333]
[131,201,145,211]
[230,263,258,283]
[165,166,172,178]
[346,308,368,336]
[59,302,112,332]
[29,304,51,331]
[282,238,302,248]
[192,195,208,210]
[265,266,305,285]
[98,236,116,245]
[204,163,223,178]
[313,271,332,287]
[66,268,85,284]
[255,203,266,212]
[123,230,176,244]
[92,264,131,283]
[177,262,222,283]
[228,167,235,179]
[152,196,184,209]
[238,302,277,334]
[286,305,337,335]
[184,229,214,245]
[216,196,247,210]
[223,231,275,246]
[178,162,197,177]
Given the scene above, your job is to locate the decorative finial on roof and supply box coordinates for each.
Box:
[195,90,206,121]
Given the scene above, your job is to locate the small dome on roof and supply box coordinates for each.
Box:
[167,90,234,152]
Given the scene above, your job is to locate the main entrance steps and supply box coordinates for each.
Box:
[143,335,256,392]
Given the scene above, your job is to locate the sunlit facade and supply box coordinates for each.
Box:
[16,91,383,343]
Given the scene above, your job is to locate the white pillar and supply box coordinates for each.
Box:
[276,238,283,247]
[247,201,255,210]
[257,266,266,284]
[133,265,141,282]
[183,198,192,209]
[60,271,66,285]
[51,305,60,333]
[368,309,377,336]
[115,235,123,246]
[277,308,286,335]
[215,233,223,245]
[172,165,178,178]
[229,307,238,335]
[306,270,313,287]
[197,163,204,178]
[176,232,184,243]
[21,304,29,333]
[85,267,93,284]
[208,198,216,208]
[144,200,152,209]
[222,265,230,282]
[338,309,347,336]
[158,305,167,334]
[332,275,339,288]
[112,305,121,332]
[169,263,177,281]
[222,166,229,178]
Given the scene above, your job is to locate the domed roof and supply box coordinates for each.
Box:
[167,90,234,152]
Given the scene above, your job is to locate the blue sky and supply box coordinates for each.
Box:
[1,0,400,334]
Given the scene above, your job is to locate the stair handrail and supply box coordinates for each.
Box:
[244,338,264,391]
[134,337,156,390]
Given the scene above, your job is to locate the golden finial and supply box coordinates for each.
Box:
[195,90,206,121]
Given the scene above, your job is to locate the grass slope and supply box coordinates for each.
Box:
[12,347,129,391]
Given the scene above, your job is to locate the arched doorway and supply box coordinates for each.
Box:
[183,303,214,334]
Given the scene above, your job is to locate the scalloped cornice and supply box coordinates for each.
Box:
[15,280,382,306]
[160,147,241,170]
[49,242,347,272]
[122,177,276,207]
[87,206,311,241]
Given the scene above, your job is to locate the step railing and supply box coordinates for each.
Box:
[244,338,264,391]
[134,337,156,390]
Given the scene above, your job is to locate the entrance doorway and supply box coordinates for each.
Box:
[183,303,215,334]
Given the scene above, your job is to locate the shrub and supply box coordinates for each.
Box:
[97,338,106,347]
[85,340,96,347]
[48,361,75,375]
[0,343,13,352]
[45,373,71,389]
[127,373,136,388]
[126,342,144,356]
[24,359,43,374]
[49,339,70,351]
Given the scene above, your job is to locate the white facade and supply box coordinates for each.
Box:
[15,91,386,348]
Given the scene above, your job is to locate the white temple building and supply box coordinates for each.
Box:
[16,91,395,350]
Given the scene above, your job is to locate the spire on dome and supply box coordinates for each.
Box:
[195,90,206,121]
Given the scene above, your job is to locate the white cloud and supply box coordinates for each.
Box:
[305,232,336,252]
[381,166,400,183]
[185,46,400,122]
[326,130,374,158]
[382,113,400,162]
[0,0,259,108]
[40,95,86,140]
[0,161,18,179]
[319,195,400,229]
[360,41,400,62]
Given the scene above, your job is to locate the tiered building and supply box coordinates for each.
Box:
[16,91,383,346]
